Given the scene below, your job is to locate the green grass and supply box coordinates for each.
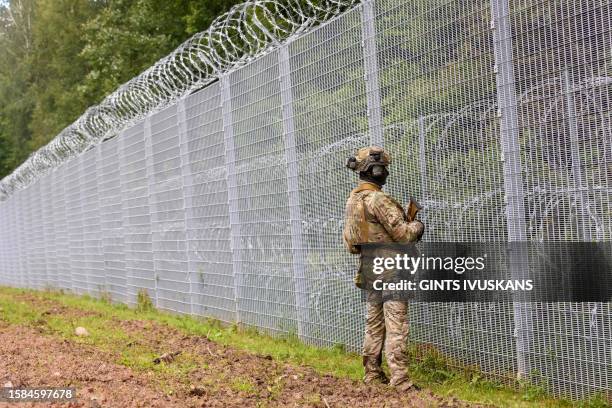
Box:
[0,286,608,407]
[230,377,257,395]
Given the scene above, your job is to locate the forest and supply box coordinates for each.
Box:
[0,0,241,180]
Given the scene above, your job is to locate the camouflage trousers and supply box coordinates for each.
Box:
[362,293,409,386]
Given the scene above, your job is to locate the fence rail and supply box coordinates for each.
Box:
[0,0,611,401]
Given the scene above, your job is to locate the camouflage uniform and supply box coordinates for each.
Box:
[343,146,423,387]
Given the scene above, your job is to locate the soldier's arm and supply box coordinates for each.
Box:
[343,230,361,254]
[367,192,423,243]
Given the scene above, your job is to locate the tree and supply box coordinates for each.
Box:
[0,0,241,179]
[27,0,102,151]
[0,0,35,177]
[78,0,242,106]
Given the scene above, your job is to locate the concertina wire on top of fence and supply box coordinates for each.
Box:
[0,0,610,402]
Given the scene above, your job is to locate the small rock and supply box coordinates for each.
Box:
[153,351,181,364]
[3,381,13,388]
[75,327,89,337]
[189,385,206,396]
[53,371,61,377]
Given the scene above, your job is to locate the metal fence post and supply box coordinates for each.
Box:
[279,44,310,340]
[361,0,384,147]
[220,75,242,324]
[143,117,159,308]
[177,98,196,316]
[491,0,530,380]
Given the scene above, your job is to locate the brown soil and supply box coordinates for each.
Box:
[0,295,487,408]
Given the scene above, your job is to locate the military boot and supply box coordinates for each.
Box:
[391,377,420,392]
[362,356,389,384]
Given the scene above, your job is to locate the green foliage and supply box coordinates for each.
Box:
[519,380,548,402]
[0,0,36,174]
[0,0,241,180]
[230,377,257,394]
[78,0,241,104]
[409,344,457,383]
[577,394,612,408]
[136,288,154,312]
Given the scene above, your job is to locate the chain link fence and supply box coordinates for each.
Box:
[0,0,610,401]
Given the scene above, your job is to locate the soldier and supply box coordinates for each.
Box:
[343,146,424,391]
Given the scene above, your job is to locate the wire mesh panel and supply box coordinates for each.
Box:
[6,198,14,287]
[371,0,518,379]
[36,180,49,289]
[10,197,20,287]
[64,157,87,294]
[52,165,72,291]
[288,5,370,349]
[118,124,155,307]
[2,202,11,286]
[1,202,8,286]
[0,203,5,285]
[226,51,298,335]
[0,203,6,285]
[98,138,127,303]
[182,84,236,323]
[0,203,5,284]
[27,181,45,290]
[40,172,58,289]
[21,185,36,289]
[14,190,26,288]
[507,0,612,398]
[79,149,105,296]
[21,186,33,288]
[147,107,191,314]
[8,198,18,287]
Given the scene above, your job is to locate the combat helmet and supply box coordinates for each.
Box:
[346,146,391,173]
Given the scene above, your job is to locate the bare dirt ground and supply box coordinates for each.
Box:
[0,294,485,408]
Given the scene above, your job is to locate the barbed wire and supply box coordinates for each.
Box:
[0,0,359,200]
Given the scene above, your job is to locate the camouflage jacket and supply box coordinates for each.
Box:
[343,181,422,254]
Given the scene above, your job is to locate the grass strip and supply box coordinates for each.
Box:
[0,286,608,408]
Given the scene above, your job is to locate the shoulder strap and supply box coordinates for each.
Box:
[351,183,380,242]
